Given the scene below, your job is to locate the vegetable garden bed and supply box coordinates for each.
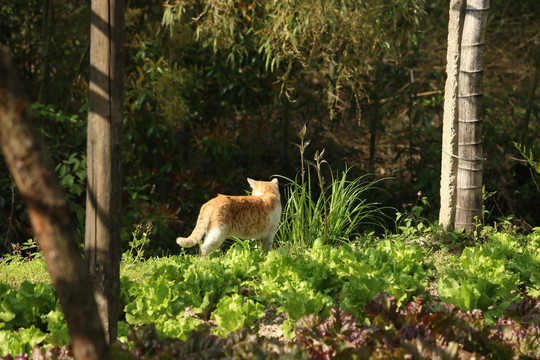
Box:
[0,230,539,359]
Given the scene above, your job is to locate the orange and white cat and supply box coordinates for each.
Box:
[176,178,281,255]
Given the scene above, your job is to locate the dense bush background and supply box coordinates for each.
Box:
[0,0,538,255]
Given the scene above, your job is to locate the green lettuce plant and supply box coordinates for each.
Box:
[125,277,184,326]
[0,326,46,356]
[211,294,265,337]
[437,246,520,324]
[42,307,70,347]
[156,317,204,341]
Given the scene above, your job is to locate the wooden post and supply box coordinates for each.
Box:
[86,0,124,343]
[0,45,110,360]
[455,0,489,232]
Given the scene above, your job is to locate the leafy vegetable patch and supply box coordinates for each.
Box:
[6,293,537,359]
[1,232,539,358]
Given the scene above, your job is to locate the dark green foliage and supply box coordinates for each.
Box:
[0,103,87,251]
[2,0,539,251]
[0,1,90,110]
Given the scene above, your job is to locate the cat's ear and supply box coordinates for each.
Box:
[271,178,278,185]
[247,178,256,188]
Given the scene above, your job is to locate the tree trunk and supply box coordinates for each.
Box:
[86,0,124,344]
[454,0,489,232]
[0,45,110,360]
[439,0,465,230]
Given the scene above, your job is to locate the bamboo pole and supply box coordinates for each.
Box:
[455,0,489,232]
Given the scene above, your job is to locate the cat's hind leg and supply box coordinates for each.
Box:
[199,227,227,256]
[261,235,274,251]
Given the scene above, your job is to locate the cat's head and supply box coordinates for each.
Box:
[247,178,279,198]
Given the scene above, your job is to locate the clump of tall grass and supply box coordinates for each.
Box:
[275,125,391,252]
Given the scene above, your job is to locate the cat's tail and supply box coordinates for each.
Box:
[176,204,211,248]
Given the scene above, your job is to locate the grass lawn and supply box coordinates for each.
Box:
[0,258,50,288]
[0,256,171,289]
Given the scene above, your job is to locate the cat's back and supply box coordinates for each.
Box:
[209,193,276,235]
[211,194,266,213]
